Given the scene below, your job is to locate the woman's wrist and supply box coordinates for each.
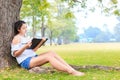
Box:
[24,44,30,49]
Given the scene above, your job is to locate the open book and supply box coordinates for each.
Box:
[28,38,48,49]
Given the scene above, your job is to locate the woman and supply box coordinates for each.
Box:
[11,20,85,76]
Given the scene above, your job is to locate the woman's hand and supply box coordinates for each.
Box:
[42,37,46,41]
[25,41,32,48]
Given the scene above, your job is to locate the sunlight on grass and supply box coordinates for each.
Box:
[37,43,120,67]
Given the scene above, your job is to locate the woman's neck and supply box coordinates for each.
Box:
[18,33,25,37]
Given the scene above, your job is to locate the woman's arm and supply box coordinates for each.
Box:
[14,42,31,57]
[12,36,32,57]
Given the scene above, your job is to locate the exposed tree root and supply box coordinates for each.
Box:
[29,65,120,74]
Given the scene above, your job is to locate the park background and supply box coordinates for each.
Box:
[20,0,120,45]
[0,0,120,80]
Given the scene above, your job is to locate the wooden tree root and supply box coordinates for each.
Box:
[29,65,120,74]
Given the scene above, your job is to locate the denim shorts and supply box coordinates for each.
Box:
[20,55,38,70]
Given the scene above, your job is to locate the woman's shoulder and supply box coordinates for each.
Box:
[12,35,21,45]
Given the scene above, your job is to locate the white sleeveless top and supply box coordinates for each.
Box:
[11,36,36,64]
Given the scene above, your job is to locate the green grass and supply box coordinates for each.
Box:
[0,43,120,80]
[38,43,120,67]
[0,68,120,80]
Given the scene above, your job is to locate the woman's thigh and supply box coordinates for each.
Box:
[29,52,50,68]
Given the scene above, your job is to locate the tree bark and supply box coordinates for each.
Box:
[41,16,46,37]
[49,30,53,45]
[0,0,22,68]
[32,16,36,37]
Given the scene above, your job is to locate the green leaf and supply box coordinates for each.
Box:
[111,0,118,4]
[113,10,120,16]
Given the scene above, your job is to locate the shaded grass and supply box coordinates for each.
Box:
[0,43,120,80]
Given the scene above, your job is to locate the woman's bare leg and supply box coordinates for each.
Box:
[29,51,84,76]
[49,51,76,69]
[30,52,74,73]
[47,51,85,76]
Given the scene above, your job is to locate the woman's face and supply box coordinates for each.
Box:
[18,23,27,35]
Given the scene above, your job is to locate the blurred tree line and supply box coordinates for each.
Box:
[20,0,78,45]
[20,0,120,44]
[78,0,120,43]
[79,17,120,43]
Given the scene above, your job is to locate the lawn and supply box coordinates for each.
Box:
[0,43,120,80]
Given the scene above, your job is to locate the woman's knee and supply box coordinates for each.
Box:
[39,51,56,59]
[45,51,57,60]
[47,51,56,56]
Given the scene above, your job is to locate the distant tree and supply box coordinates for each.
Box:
[94,31,112,42]
[20,0,39,37]
[46,0,77,45]
[60,20,77,44]
[84,27,102,39]
[46,18,65,45]
[20,0,50,37]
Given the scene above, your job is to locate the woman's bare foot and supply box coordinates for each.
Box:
[71,71,85,76]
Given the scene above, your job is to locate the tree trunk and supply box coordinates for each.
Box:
[49,30,53,45]
[0,0,22,68]
[32,16,36,37]
[41,16,46,37]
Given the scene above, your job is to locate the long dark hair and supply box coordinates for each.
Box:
[14,20,26,35]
